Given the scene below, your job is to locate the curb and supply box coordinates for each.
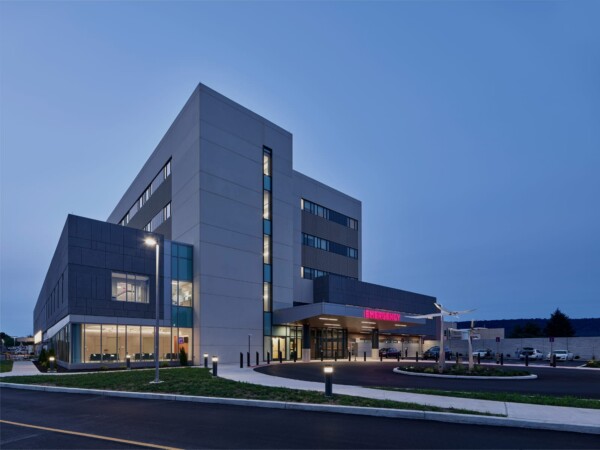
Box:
[1,382,598,435]
[393,368,538,380]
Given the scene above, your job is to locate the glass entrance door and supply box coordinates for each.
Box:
[271,337,286,360]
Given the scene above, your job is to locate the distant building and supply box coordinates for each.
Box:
[34,83,438,368]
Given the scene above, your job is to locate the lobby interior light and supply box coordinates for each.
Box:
[318,317,338,321]
[361,321,376,324]
[394,324,407,327]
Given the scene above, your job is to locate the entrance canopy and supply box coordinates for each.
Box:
[273,302,427,334]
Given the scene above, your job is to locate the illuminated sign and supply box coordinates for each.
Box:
[363,310,401,322]
[34,331,42,344]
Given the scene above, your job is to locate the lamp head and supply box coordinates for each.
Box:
[144,237,158,247]
[323,366,333,374]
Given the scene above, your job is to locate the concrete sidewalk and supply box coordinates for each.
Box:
[0,360,40,377]
[217,362,600,432]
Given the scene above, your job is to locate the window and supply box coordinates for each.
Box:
[301,266,358,281]
[301,199,359,230]
[302,233,358,259]
[111,272,149,303]
[144,203,171,232]
[120,159,172,225]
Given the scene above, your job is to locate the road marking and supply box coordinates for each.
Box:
[0,419,182,450]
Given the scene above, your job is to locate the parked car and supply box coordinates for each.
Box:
[422,346,452,360]
[546,350,574,361]
[519,347,544,360]
[378,347,400,358]
[472,349,493,359]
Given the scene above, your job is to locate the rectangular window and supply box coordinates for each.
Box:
[263,282,270,312]
[111,272,149,303]
[263,235,270,264]
[302,198,358,231]
[263,149,271,176]
[263,219,271,235]
[263,264,272,283]
[263,191,271,220]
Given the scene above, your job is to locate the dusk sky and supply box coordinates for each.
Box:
[1,1,599,336]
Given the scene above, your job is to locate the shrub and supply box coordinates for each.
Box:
[585,359,600,368]
[179,348,188,366]
[38,348,48,364]
[160,362,169,368]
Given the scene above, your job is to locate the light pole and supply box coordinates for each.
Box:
[145,237,161,384]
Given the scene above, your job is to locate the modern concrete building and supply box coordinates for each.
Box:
[34,83,438,368]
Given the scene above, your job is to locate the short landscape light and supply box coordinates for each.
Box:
[323,365,333,397]
[126,354,131,370]
[204,353,209,368]
[48,356,56,373]
[212,356,219,376]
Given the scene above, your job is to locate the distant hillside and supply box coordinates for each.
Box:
[455,318,600,337]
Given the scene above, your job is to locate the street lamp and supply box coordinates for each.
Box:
[145,237,161,384]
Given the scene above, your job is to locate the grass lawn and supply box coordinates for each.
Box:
[0,360,14,373]
[375,387,600,410]
[0,367,498,416]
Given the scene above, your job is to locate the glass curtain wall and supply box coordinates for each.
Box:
[171,242,193,362]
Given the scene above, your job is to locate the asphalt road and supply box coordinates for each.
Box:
[1,389,599,449]
[255,361,600,398]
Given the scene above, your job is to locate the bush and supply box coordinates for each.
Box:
[160,362,169,368]
[38,348,48,364]
[179,348,188,366]
[585,359,600,368]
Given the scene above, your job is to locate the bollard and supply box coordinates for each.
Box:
[477,353,481,365]
[380,354,383,362]
[294,351,297,363]
[496,354,499,365]
[363,351,366,362]
[435,353,439,363]
[416,352,419,363]
[397,352,400,362]
[279,351,283,364]
[240,352,243,368]
[456,352,460,364]
[49,356,56,373]
[525,354,529,367]
[203,353,208,369]
[552,354,557,368]
[324,366,333,397]
[320,350,324,362]
[126,354,131,370]
[500,353,504,365]
[334,351,337,362]
[405,349,408,359]
[247,352,250,367]
[348,352,351,362]
[212,356,218,376]
[256,351,259,366]
[267,352,270,364]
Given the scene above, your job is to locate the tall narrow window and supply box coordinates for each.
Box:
[263,147,273,354]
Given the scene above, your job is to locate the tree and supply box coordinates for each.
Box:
[544,308,575,337]
[0,332,16,347]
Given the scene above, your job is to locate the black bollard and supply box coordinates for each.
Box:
[212,357,218,376]
[552,354,557,368]
[456,352,460,364]
[525,354,529,367]
[435,353,439,363]
[348,351,351,362]
[240,352,243,368]
[267,352,270,364]
[126,354,131,370]
[256,351,259,366]
[334,351,337,362]
[294,351,297,363]
[380,354,383,362]
[477,353,481,365]
[204,353,208,368]
[324,366,333,397]
[320,350,324,362]
[405,349,408,359]
[500,353,504,365]
[416,352,419,362]
[279,351,283,363]
[247,352,250,367]
[397,352,400,362]
[363,351,366,362]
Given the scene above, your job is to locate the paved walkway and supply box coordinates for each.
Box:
[218,362,600,431]
[0,361,40,377]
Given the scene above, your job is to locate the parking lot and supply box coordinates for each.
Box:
[255,361,600,398]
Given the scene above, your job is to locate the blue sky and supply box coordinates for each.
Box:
[1,1,599,336]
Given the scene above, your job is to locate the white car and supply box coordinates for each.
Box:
[472,349,493,359]
[546,350,574,361]
[519,348,544,360]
